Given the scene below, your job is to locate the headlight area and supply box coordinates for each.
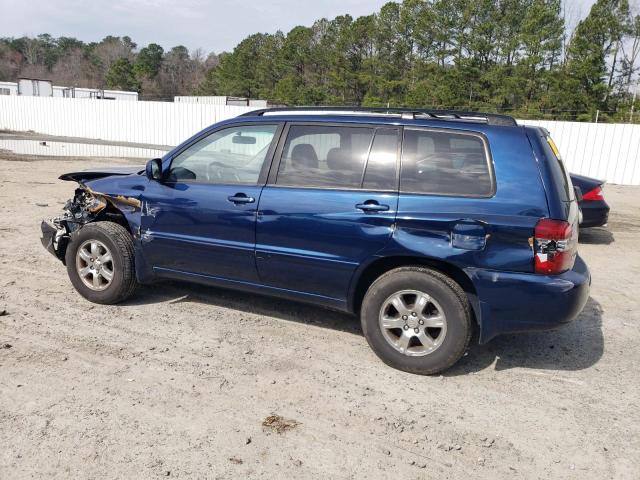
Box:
[40,188,108,263]
[64,188,108,228]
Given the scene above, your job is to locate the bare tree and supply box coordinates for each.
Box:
[50,49,100,88]
[620,6,640,92]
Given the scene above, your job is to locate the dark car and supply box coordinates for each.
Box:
[570,173,610,228]
[41,107,590,374]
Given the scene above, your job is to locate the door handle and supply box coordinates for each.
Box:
[228,194,255,204]
[356,201,390,212]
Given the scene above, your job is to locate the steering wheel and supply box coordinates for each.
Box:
[206,161,241,182]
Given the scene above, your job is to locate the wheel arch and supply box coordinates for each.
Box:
[349,256,480,325]
[91,200,152,284]
[95,202,134,234]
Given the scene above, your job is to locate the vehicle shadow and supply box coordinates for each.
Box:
[126,281,362,335]
[127,281,604,374]
[579,227,614,245]
[446,297,604,375]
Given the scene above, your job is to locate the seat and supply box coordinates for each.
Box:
[326,147,362,186]
[326,147,351,171]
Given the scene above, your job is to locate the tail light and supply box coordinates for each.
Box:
[534,218,577,274]
[582,185,604,201]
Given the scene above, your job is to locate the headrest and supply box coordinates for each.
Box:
[290,144,318,169]
[464,152,485,165]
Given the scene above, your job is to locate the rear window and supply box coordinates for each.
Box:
[400,129,493,196]
[539,132,574,202]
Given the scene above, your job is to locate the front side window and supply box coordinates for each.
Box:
[168,124,278,184]
[401,129,493,196]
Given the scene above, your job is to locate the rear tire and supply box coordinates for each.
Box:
[65,221,138,304]
[361,267,472,375]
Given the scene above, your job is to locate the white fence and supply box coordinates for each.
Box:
[0,96,638,185]
[0,96,253,147]
[520,119,640,186]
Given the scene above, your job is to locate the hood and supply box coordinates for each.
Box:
[59,165,145,182]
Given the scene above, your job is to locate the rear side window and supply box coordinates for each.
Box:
[275,125,398,190]
[401,129,493,196]
[540,132,574,201]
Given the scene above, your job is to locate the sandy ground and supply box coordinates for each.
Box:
[1,151,639,480]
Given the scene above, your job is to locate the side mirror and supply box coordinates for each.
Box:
[574,185,583,202]
[145,158,163,181]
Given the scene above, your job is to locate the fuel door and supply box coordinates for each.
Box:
[451,219,489,251]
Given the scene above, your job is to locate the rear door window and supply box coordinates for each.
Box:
[275,125,399,190]
[276,125,372,189]
[401,129,493,196]
[362,128,399,191]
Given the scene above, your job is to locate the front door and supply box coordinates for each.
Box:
[140,123,281,283]
[255,124,400,303]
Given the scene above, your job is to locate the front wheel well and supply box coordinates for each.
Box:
[351,256,478,320]
[96,203,133,235]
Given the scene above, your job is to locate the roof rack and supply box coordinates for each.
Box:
[239,106,517,127]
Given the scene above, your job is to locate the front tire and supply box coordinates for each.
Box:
[361,267,472,375]
[65,221,138,304]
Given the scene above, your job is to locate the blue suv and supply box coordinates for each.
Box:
[41,107,590,374]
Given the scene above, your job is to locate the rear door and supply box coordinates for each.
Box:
[255,123,400,303]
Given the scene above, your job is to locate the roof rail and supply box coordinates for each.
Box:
[239,106,517,127]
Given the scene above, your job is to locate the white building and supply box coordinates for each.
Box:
[59,87,138,101]
[1,79,53,96]
[0,79,138,101]
[17,78,53,97]
[174,95,267,107]
[0,81,18,96]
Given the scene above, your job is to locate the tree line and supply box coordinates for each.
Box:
[1,0,639,121]
[0,35,217,100]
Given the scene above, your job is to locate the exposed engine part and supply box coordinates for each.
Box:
[52,219,67,250]
[42,188,113,262]
[63,188,108,231]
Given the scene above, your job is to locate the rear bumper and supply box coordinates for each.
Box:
[466,255,591,343]
[579,200,610,228]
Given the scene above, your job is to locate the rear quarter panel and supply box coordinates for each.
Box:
[386,125,548,274]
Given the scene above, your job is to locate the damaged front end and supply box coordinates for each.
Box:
[41,184,141,264]
[41,187,109,263]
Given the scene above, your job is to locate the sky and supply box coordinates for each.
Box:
[0,0,600,54]
[0,0,389,52]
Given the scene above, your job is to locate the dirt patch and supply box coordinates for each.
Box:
[262,414,300,434]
